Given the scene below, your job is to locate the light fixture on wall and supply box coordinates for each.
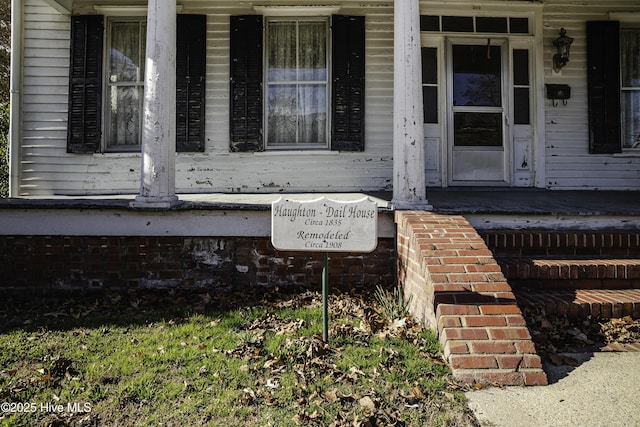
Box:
[552,28,574,72]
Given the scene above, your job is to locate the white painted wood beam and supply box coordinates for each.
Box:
[392,0,431,210]
[131,0,178,208]
[42,0,72,15]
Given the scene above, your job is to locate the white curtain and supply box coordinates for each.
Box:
[109,21,145,147]
[621,29,640,148]
[267,20,327,146]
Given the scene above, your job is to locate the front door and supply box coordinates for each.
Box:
[448,40,508,185]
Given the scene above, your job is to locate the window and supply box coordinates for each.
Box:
[67,14,206,154]
[230,15,365,152]
[452,44,503,147]
[513,49,530,125]
[106,19,146,151]
[420,15,530,34]
[266,18,329,148]
[621,27,640,149]
[421,47,438,124]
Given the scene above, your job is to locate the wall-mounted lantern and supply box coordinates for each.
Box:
[552,28,574,72]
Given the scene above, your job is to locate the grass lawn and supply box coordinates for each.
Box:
[0,286,479,426]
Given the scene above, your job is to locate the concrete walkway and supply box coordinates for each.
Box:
[465,351,640,427]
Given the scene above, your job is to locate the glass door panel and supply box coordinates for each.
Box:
[449,42,507,184]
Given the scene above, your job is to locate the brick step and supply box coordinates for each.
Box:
[497,257,640,290]
[481,231,640,258]
[514,288,640,319]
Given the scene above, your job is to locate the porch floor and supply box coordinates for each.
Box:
[3,188,640,216]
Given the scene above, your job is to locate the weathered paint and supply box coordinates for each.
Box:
[10,0,640,197]
[392,0,429,208]
[131,0,178,208]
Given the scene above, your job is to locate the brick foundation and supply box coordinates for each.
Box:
[0,236,396,290]
[395,211,547,386]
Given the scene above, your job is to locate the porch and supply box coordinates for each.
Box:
[1,188,639,385]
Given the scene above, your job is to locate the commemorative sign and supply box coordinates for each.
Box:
[271,197,378,253]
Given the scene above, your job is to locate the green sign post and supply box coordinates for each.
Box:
[272,197,378,343]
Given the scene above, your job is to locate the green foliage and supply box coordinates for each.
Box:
[374,284,413,320]
[0,103,7,197]
[0,290,472,426]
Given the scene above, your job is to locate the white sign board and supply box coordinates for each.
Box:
[271,197,378,252]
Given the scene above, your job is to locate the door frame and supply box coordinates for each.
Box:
[419,5,545,188]
[446,37,510,186]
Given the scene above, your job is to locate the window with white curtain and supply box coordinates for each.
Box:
[106,18,146,151]
[265,18,329,148]
[621,27,640,149]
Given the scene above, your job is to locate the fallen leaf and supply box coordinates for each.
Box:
[411,386,425,400]
[323,389,338,403]
[358,396,376,412]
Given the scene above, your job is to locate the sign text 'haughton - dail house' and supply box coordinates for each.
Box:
[271,197,378,253]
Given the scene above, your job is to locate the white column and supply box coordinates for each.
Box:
[131,0,178,208]
[392,0,431,210]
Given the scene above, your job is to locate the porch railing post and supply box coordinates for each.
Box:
[392,0,431,210]
[131,0,178,208]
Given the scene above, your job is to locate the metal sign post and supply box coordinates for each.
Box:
[272,197,378,343]
[322,252,329,343]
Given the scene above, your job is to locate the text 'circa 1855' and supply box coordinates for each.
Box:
[271,197,378,252]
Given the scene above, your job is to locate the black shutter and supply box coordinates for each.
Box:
[229,15,263,152]
[331,15,365,152]
[67,15,103,153]
[587,21,622,154]
[176,15,207,152]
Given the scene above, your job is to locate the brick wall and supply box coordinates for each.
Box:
[395,211,547,386]
[0,236,396,290]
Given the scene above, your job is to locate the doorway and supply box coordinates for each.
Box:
[448,40,508,185]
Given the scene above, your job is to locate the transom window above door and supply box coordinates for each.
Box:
[265,18,329,148]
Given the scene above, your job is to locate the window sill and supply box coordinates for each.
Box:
[95,152,141,158]
[614,151,640,158]
[255,150,340,156]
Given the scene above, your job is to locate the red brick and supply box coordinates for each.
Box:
[523,371,549,386]
[449,355,497,369]
[447,273,490,283]
[488,327,532,340]
[429,265,466,274]
[479,304,522,315]
[437,304,480,316]
[497,355,524,369]
[441,327,489,341]
[463,315,507,327]
[465,263,503,273]
[442,257,483,265]
[455,370,526,386]
[506,315,527,326]
[521,355,543,369]
[439,316,462,328]
[470,341,516,354]
[445,341,470,355]
[471,282,512,292]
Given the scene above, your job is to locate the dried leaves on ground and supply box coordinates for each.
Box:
[521,305,640,365]
[0,286,479,427]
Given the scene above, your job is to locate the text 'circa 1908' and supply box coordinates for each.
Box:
[271,197,378,252]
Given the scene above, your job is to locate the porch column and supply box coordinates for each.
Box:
[131,0,178,208]
[392,0,431,210]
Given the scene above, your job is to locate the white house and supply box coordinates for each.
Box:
[8,0,640,205]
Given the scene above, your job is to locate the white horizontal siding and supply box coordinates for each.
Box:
[543,0,640,189]
[17,0,640,195]
[18,0,395,195]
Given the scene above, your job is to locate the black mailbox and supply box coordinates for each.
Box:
[546,84,571,106]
